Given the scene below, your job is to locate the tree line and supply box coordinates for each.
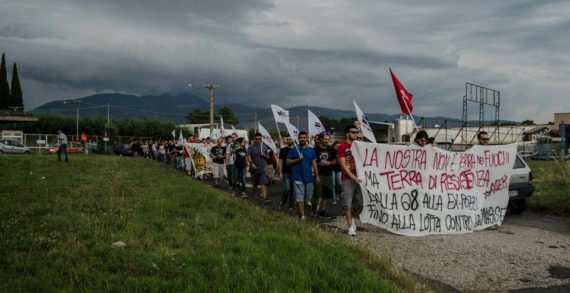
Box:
[0,53,23,111]
[1,114,179,139]
[185,106,240,125]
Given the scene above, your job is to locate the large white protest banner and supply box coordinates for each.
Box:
[351,142,517,236]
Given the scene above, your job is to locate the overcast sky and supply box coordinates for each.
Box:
[1,0,569,122]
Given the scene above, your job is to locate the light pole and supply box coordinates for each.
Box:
[188,83,221,135]
[63,100,81,141]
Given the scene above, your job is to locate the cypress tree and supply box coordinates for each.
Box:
[0,53,10,110]
[10,62,23,111]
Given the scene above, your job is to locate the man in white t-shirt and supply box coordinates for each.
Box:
[56,130,68,162]
[225,134,238,189]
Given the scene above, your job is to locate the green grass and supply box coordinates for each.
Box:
[527,160,570,216]
[0,155,424,292]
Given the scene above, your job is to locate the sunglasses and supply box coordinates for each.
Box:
[349,131,358,134]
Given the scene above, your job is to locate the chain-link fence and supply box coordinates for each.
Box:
[21,133,166,154]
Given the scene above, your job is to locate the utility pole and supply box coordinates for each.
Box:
[188,83,220,135]
[254,112,258,132]
[76,106,79,140]
[202,84,220,135]
[105,103,110,153]
[107,103,110,127]
[63,100,81,141]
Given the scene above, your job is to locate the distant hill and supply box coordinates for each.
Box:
[32,93,516,129]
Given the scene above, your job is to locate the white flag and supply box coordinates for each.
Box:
[284,121,300,145]
[178,130,185,145]
[271,105,290,124]
[308,109,326,136]
[211,127,221,140]
[219,116,225,137]
[353,100,376,142]
[258,123,278,153]
[171,129,176,139]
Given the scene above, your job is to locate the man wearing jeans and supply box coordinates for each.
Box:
[279,135,295,211]
[56,130,68,162]
[225,134,237,189]
[337,125,362,236]
[287,131,319,220]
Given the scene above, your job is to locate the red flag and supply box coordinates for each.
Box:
[389,68,413,115]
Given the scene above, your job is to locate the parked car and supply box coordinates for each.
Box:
[113,144,136,156]
[517,150,537,158]
[48,141,85,154]
[508,154,535,214]
[530,150,558,161]
[0,139,32,154]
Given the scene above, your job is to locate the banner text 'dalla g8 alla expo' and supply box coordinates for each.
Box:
[351,142,517,236]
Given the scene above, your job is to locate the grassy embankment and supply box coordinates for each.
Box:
[0,155,424,292]
[527,160,570,216]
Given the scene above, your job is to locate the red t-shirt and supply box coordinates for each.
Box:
[337,140,356,180]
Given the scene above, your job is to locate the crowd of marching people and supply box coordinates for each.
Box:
[120,119,464,237]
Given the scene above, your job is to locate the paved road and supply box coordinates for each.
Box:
[208,177,570,292]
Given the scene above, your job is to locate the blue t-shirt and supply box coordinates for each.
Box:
[287,145,316,183]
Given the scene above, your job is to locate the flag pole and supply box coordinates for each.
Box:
[283,122,301,154]
[274,122,284,145]
[402,99,419,132]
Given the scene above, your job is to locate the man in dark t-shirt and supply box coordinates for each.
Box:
[314,134,337,218]
[210,138,226,188]
[233,137,248,197]
[279,135,294,209]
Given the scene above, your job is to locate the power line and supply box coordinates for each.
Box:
[29,101,259,121]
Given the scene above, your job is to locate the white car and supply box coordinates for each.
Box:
[508,154,534,214]
[0,139,32,154]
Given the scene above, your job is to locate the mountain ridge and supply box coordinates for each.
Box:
[32,93,515,128]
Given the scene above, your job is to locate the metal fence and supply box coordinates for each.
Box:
[21,133,165,154]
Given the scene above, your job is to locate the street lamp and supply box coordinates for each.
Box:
[63,100,81,141]
[188,83,221,135]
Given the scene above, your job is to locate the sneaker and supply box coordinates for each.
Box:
[306,201,312,206]
[318,211,332,219]
[300,215,306,220]
[348,225,356,236]
[264,199,271,205]
[332,200,337,205]
[241,193,249,198]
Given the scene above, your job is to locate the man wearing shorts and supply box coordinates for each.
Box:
[337,125,362,236]
[287,131,319,219]
[210,138,226,188]
[247,133,270,205]
[314,133,337,218]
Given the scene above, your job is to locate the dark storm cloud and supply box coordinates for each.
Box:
[1,0,568,122]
